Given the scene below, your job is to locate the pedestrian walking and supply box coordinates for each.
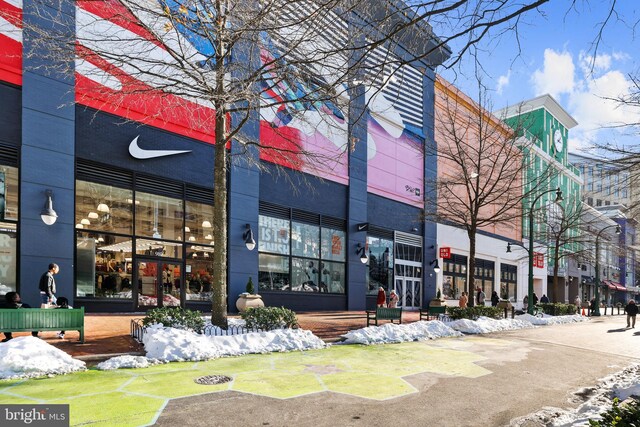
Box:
[540,294,549,303]
[574,295,581,313]
[39,263,59,306]
[376,287,386,307]
[491,291,499,307]
[459,291,468,308]
[625,300,638,328]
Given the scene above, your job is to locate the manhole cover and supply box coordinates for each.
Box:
[194,375,233,385]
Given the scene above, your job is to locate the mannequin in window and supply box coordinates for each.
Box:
[162,267,172,293]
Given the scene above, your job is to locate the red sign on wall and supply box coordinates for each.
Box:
[439,247,451,259]
[533,252,545,268]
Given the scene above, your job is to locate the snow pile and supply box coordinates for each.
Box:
[448,316,535,334]
[141,325,326,362]
[341,321,462,345]
[0,337,86,379]
[516,314,590,326]
[512,364,640,426]
[96,355,161,370]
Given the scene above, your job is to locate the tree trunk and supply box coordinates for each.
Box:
[211,4,229,329]
[467,229,477,307]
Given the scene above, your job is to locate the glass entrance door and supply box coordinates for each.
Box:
[136,260,181,309]
[395,277,421,309]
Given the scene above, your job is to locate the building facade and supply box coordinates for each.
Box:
[0,0,451,312]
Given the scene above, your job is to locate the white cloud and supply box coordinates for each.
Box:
[531,49,575,98]
[578,52,612,76]
[496,70,511,95]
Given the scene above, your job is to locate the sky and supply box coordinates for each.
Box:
[438,1,640,154]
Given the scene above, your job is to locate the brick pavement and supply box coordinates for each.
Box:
[4,310,423,359]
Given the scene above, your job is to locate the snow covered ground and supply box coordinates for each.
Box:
[511,364,640,426]
[0,336,86,379]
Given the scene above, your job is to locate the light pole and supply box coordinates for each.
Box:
[593,223,621,316]
[507,187,563,315]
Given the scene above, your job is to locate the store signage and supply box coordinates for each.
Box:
[534,252,544,268]
[128,136,191,159]
[357,222,369,232]
[439,247,451,259]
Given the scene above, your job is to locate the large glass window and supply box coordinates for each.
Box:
[473,258,495,300]
[185,246,214,301]
[500,264,517,301]
[443,254,467,300]
[0,166,18,221]
[0,222,17,296]
[136,192,183,241]
[366,237,393,295]
[186,201,215,245]
[75,181,133,234]
[77,232,133,299]
[257,214,346,294]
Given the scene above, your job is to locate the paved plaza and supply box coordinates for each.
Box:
[0,314,638,426]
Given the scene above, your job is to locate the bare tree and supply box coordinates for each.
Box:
[17,0,587,326]
[431,75,553,304]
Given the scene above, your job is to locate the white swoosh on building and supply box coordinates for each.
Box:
[128,136,191,159]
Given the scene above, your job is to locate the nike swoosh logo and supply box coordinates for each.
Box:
[129,136,192,159]
[358,224,367,231]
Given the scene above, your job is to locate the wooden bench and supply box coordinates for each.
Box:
[0,308,85,343]
[366,307,402,326]
[419,306,446,321]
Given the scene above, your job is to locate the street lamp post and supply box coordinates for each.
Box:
[593,223,621,316]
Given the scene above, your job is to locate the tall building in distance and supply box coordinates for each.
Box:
[496,95,581,303]
[567,152,631,209]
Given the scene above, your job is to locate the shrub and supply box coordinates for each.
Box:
[142,307,205,333]
[246,277,255,294]
[241,306,298,330]
[446,306,503,320]
[539,303,577,316]
[588,397,640,426]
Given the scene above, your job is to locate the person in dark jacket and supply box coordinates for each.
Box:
[625,300,638,328]
[39,263,59,305]
[491,291,499,307]
[1,292,38,342]
[532,292,539,306]
[540,294,550,303]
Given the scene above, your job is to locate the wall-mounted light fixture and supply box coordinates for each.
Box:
[243,224,256,251]
[429,259,441,274]
[40,190,58,225]
[506,242,512,253]
[356,243,368,264]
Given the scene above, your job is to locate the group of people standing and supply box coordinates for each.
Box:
[376,287,399,308]
[457,288,500,308]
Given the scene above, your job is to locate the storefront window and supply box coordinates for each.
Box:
[443,254,467,299]
[367,237,393,295]
[136,192,183,241]
[186,201,215,245]
[474,259,495,299]
[500,264,517,301]
[0,166,18,221]
[185,247,214,301]
[257,214,346,294]
[76,181,133,234]
[0,222,17,295]
[77,232,133,299]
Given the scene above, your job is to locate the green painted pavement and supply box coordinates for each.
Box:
[0,338,507,426]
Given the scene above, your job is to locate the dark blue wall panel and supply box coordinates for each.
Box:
[259,162,347,218]
[367,193,423,233]
[76,108,215,188]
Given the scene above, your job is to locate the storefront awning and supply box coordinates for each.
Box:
[602,280,627,292]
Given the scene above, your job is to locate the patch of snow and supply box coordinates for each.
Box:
[0,337,86,379]
[141,325,326,362]
[512,364,640,426]
[516,314,590,326]
[448,316,535,334]
[96,355,161,370]
[341,320,462,345]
